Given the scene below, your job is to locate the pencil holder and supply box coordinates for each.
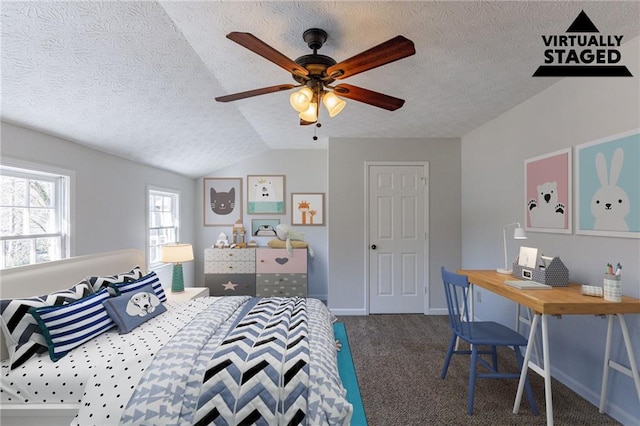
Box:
[603,274,621,302]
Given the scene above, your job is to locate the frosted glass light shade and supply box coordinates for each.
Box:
[161,243,194,263]
[322,92,346,117]
[298,102,318,122]
[289,87,313,113]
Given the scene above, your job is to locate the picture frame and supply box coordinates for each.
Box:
[251,219,280,237]
[524,148,572,234]
[247,175,286,214]
[203,177,242,226]
[291,193,325,226]
[575,129,640,238]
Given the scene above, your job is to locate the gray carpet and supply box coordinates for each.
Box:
[339,314,620,425]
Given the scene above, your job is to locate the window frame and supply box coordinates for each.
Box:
[0,159,74,269]
[146,185,181,270]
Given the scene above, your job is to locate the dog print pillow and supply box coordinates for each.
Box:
[103,283,166,334]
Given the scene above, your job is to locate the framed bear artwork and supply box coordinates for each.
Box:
[524,148,572,234]
[204,177,243,226]
[247,175,285,214]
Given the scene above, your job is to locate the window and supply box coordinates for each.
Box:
[147,187,180,268]
[1,163,71,269]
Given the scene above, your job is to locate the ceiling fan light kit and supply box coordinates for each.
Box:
[289,87,313,112]
[215,28,415,128]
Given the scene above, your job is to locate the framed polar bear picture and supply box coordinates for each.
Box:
[524,148,572,234]
[247,175,285,214]
[575,129,640,238]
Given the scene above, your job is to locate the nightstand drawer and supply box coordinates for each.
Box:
[256,283,307,298]
[205,273,256,296]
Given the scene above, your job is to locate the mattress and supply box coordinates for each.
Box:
[1,296,352,425]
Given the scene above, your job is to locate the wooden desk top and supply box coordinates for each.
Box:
[458,269,640,316]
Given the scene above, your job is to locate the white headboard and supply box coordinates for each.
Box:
[0,248,145,360]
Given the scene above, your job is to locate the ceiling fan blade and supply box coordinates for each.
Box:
[227,32,309,78]
[333,84,405,111]
[300,119,316,126]
[327,36,415,80]
[215,84,296,102]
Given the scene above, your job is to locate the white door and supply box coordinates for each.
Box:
[368,163,428,314]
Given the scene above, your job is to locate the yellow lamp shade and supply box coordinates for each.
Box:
[298,101,318,122]
[322,92,346,117]
[289,87,313,113]
[161,243,194,263]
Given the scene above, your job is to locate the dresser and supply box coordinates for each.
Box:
[204,248,256,296]
[204,248,307,297]
[256,248,307,297]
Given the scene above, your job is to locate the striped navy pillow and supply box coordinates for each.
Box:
[30,288,115,362]
[115,272,167,303]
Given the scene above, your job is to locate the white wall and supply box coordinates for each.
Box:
[1,122,197,288]
[194,149,328,300]
[327,137,461,315]
[461,36,640,423]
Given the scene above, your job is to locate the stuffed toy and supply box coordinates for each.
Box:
[274,224,314,257]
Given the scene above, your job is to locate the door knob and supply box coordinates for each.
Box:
[371,244,377,250]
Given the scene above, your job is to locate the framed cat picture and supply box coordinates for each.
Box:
[204,177,243,226]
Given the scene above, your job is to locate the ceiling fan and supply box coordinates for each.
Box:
[215,28,416,125]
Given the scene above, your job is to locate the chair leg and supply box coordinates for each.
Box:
[515,345,539,416]
[491,345,498,372]
[468,345,479,415]
[441,334,457,379]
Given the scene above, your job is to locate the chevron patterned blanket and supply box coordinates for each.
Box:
[73,296,352,425]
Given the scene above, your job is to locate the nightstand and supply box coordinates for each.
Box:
[166,287,210,301]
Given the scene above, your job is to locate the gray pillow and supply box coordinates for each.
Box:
[102,283,166,334]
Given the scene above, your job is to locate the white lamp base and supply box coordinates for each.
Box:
[496,268,513,275]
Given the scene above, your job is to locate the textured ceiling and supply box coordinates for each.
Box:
[2,1,639,178]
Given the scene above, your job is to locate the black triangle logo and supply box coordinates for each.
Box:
[566,10,599,33]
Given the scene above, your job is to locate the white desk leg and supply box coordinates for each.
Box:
[600,314,640,413]
[540,314,554,426]
[514,313,553,426]
[599,315,614,413]
[514,313,538,413]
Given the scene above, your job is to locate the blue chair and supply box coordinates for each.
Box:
[440,267,538,415]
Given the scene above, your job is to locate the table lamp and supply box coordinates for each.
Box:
[497,222,527,274]
[161,243,194,292]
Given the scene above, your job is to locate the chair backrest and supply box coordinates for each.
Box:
[441,267,472,336]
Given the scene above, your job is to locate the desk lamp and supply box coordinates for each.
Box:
[497,223,527,274]
[161,243,194,292]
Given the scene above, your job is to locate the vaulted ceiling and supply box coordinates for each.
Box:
[2,1,638,178]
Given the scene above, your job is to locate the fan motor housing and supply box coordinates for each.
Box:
[293,54,336,84]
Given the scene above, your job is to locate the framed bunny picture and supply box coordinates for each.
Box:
[575,129,640,238]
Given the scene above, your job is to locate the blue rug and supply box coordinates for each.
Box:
[334,322,368,426]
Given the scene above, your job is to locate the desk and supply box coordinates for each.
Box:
[458,270,640,426]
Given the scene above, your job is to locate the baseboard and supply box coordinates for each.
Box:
[330,308,368,316]
[427,308,448,315]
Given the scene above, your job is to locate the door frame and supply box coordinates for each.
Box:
[364,161,430,315]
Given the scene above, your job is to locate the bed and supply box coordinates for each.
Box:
[0,249,352,425]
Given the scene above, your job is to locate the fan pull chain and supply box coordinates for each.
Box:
[313,122,321,141]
